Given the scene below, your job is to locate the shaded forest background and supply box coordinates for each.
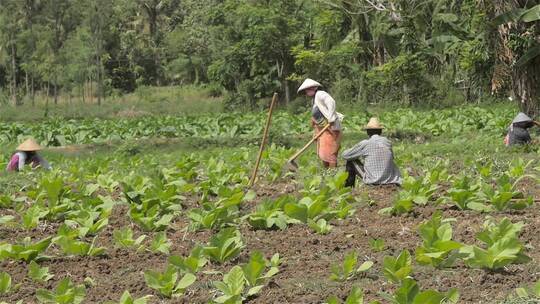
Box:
[0,0,538,114]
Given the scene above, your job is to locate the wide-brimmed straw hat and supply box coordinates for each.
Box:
[364,117,384,130]
[297,78,322,93]
[17,138,43,152]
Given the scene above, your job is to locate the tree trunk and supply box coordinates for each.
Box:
[10,42,17,106]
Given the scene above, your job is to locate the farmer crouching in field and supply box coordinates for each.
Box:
[6,138,51,172]
[504,112,540,146]
[297,78,344,168]
[342,118,402,187]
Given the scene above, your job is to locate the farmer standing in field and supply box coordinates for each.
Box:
[505,112,540,146]
[6,138,51,172]
[297,78,344,168]
[342,117,402,187]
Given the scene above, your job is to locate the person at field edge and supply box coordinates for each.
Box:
[504,112,540,146]
[297,78,344,168]
[6,138,51,172]
[342,117,402,187]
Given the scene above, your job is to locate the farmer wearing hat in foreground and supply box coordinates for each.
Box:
[342,118,402,187]
[297,78,344,168]
[505,112,540,146]
[6,138,51,172]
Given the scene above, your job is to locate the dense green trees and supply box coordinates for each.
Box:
[0,0,538,113]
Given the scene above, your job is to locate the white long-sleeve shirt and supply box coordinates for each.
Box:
[312,90,344,130]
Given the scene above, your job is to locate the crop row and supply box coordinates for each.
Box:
[0,106,514,146]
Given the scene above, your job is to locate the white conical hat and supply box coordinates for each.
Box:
[512,112,532,124]
[17,138,43,151]
[364,117,384,129]
[297,78,322,93]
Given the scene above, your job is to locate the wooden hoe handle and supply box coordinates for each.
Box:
[287,123,332,163]
[249,93,278,187]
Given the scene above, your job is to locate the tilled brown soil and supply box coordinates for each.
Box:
[1,182,540,304]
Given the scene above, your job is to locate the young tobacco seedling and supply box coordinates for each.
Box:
[379,278,459,304]
[28,261,54,283]
[0,236,52,262]
[113,227,146,250]
[0,272,11,295]
[241,251,279,292]
[212,251,279,303]
[144,265,196,298]
[444,175,483,211]
[383,250,412,284]
[513,279,540,299]
[148,232,172,255]
[308,218,333,235]
[330,251,373,282]
[459,218,530,270]
[202,228,245,264]
[64,210,109,237]
[326,286,365,304]
[369,239,385,252]
[168,246,208,274]
[105,290,152,304]
[415,211,462,268]
[36,277,86,304]
[54,225,106,257]
[21,204,49,230]
[245,196,294,230]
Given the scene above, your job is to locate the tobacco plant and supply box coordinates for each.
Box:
[415,211,462,268]
[0,236,52,262]
[36,277,86,304]
[144,265,196,298]
[169,246,208,274]
[329,251,374,282]
[28,261,54,283]
[460,218,530,270]
[383,250,413,284]
[379,278,459,304]
[202,228,245,264]
[113,227,146,250]
[212,251,279,303]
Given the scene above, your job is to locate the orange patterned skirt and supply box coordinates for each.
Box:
[313,123,341,164]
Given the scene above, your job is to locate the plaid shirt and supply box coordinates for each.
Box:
[342,135,402,185]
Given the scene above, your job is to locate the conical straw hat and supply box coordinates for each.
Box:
[297,78,322,93]
[17,138,43,151]
[364,117,384,130]
[512,112,532,124]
